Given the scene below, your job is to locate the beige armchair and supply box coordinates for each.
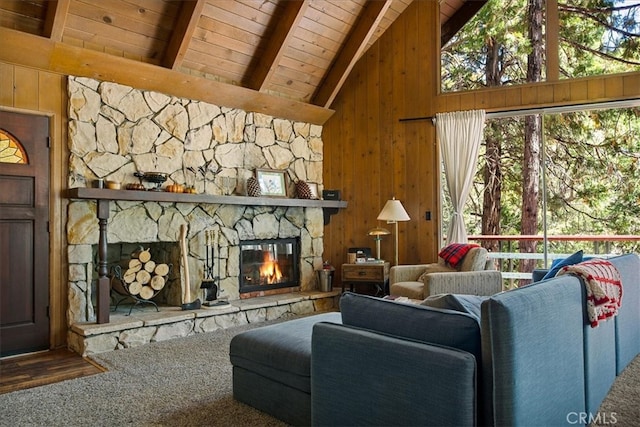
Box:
[389,247,503,299]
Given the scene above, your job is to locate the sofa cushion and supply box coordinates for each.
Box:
[389,281,424,300]
[460,247,490,271]
[608,253,640,374]
[421,293,489,322]
[339,292,481,359]
[229,312,341,393]
[542,250,583,280]
[480,275,587,426]
[311,322,477,427]
[416,264,456,283]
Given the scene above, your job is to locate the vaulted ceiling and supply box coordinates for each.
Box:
[0,0,484,122]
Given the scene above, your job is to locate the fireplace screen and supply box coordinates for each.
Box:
[239,238,300,293]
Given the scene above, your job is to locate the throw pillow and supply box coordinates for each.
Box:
[421,293,488,322]
[339,292,482,359]
[541,250,584,280]
[417,264,455,282]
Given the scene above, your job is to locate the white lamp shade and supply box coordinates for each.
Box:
[377,198,410,222]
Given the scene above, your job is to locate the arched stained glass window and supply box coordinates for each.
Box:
[0,129,28,164]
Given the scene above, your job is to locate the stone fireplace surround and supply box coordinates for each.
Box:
[66,77,339,354]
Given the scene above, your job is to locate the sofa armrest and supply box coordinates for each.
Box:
[311,322,476,426]
[390,263,453,284]
[425,270,503,296]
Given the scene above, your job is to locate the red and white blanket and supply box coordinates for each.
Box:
[557,258,623,328]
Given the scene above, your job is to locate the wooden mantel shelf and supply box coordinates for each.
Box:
[66,187,348,209]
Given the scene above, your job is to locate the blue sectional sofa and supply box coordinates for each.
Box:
[230,253,639,426]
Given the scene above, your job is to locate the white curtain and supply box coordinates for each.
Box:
[436,110,486,244]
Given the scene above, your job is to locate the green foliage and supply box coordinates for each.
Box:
[441,0,532,91]
[442,0,640,88]
[441,0,640,253]
[559,0,640,77]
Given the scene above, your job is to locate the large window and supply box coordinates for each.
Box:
[441,104,640,281]
[441,0,640,92]
[559,0,640,78]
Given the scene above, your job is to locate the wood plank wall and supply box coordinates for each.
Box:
[0,63,68,350]
[1,1,639,345]
[323,1,441,282]
[322,0,640,285]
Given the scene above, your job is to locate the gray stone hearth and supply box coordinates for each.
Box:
[68,291,340,356]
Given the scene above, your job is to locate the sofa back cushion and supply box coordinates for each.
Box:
[481,275,587,426]
[458,247,490,271]
[311,322,477,427]
[608,253,640,374]
[421,293,489,322]
[340,292,481,359]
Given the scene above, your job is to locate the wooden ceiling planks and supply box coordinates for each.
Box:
[0,0,47,35]
[245,0,308,92]
[161,0,205,69]
[0,0,474,123]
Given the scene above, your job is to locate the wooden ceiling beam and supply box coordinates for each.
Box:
[162,0,206,70]
[0,28,334,125]
[245,0,309,92]
[312,0,392,109]
[42,0,70,42]
[441,0,487,47]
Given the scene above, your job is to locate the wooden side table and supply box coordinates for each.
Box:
[341,262,390,296]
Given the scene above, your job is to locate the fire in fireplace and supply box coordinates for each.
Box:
[239,238,300,293]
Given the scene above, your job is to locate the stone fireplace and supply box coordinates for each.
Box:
[66,76,328,325]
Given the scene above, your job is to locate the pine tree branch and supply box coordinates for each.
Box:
[559,37,640,66]
[558,3,640,38]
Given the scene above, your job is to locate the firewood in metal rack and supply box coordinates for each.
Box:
[117,247,170,300]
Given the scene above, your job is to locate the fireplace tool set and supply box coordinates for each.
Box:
[200,229,229,307]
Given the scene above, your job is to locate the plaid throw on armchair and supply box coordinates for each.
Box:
[438,243,480,268]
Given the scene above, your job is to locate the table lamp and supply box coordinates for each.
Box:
[376,197,410,266]
[367,227,390,260]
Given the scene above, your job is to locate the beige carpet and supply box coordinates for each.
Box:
[0,320,289,427]
[0,316,637,426]
[595,355,640,426]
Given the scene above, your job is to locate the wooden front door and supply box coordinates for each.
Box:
[0,110,50,357]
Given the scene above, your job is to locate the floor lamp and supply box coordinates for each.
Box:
[376,198,410,266]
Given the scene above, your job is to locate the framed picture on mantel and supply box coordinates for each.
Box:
[256,169,287,197]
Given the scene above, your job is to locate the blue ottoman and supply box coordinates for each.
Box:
[230,312,342,426]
